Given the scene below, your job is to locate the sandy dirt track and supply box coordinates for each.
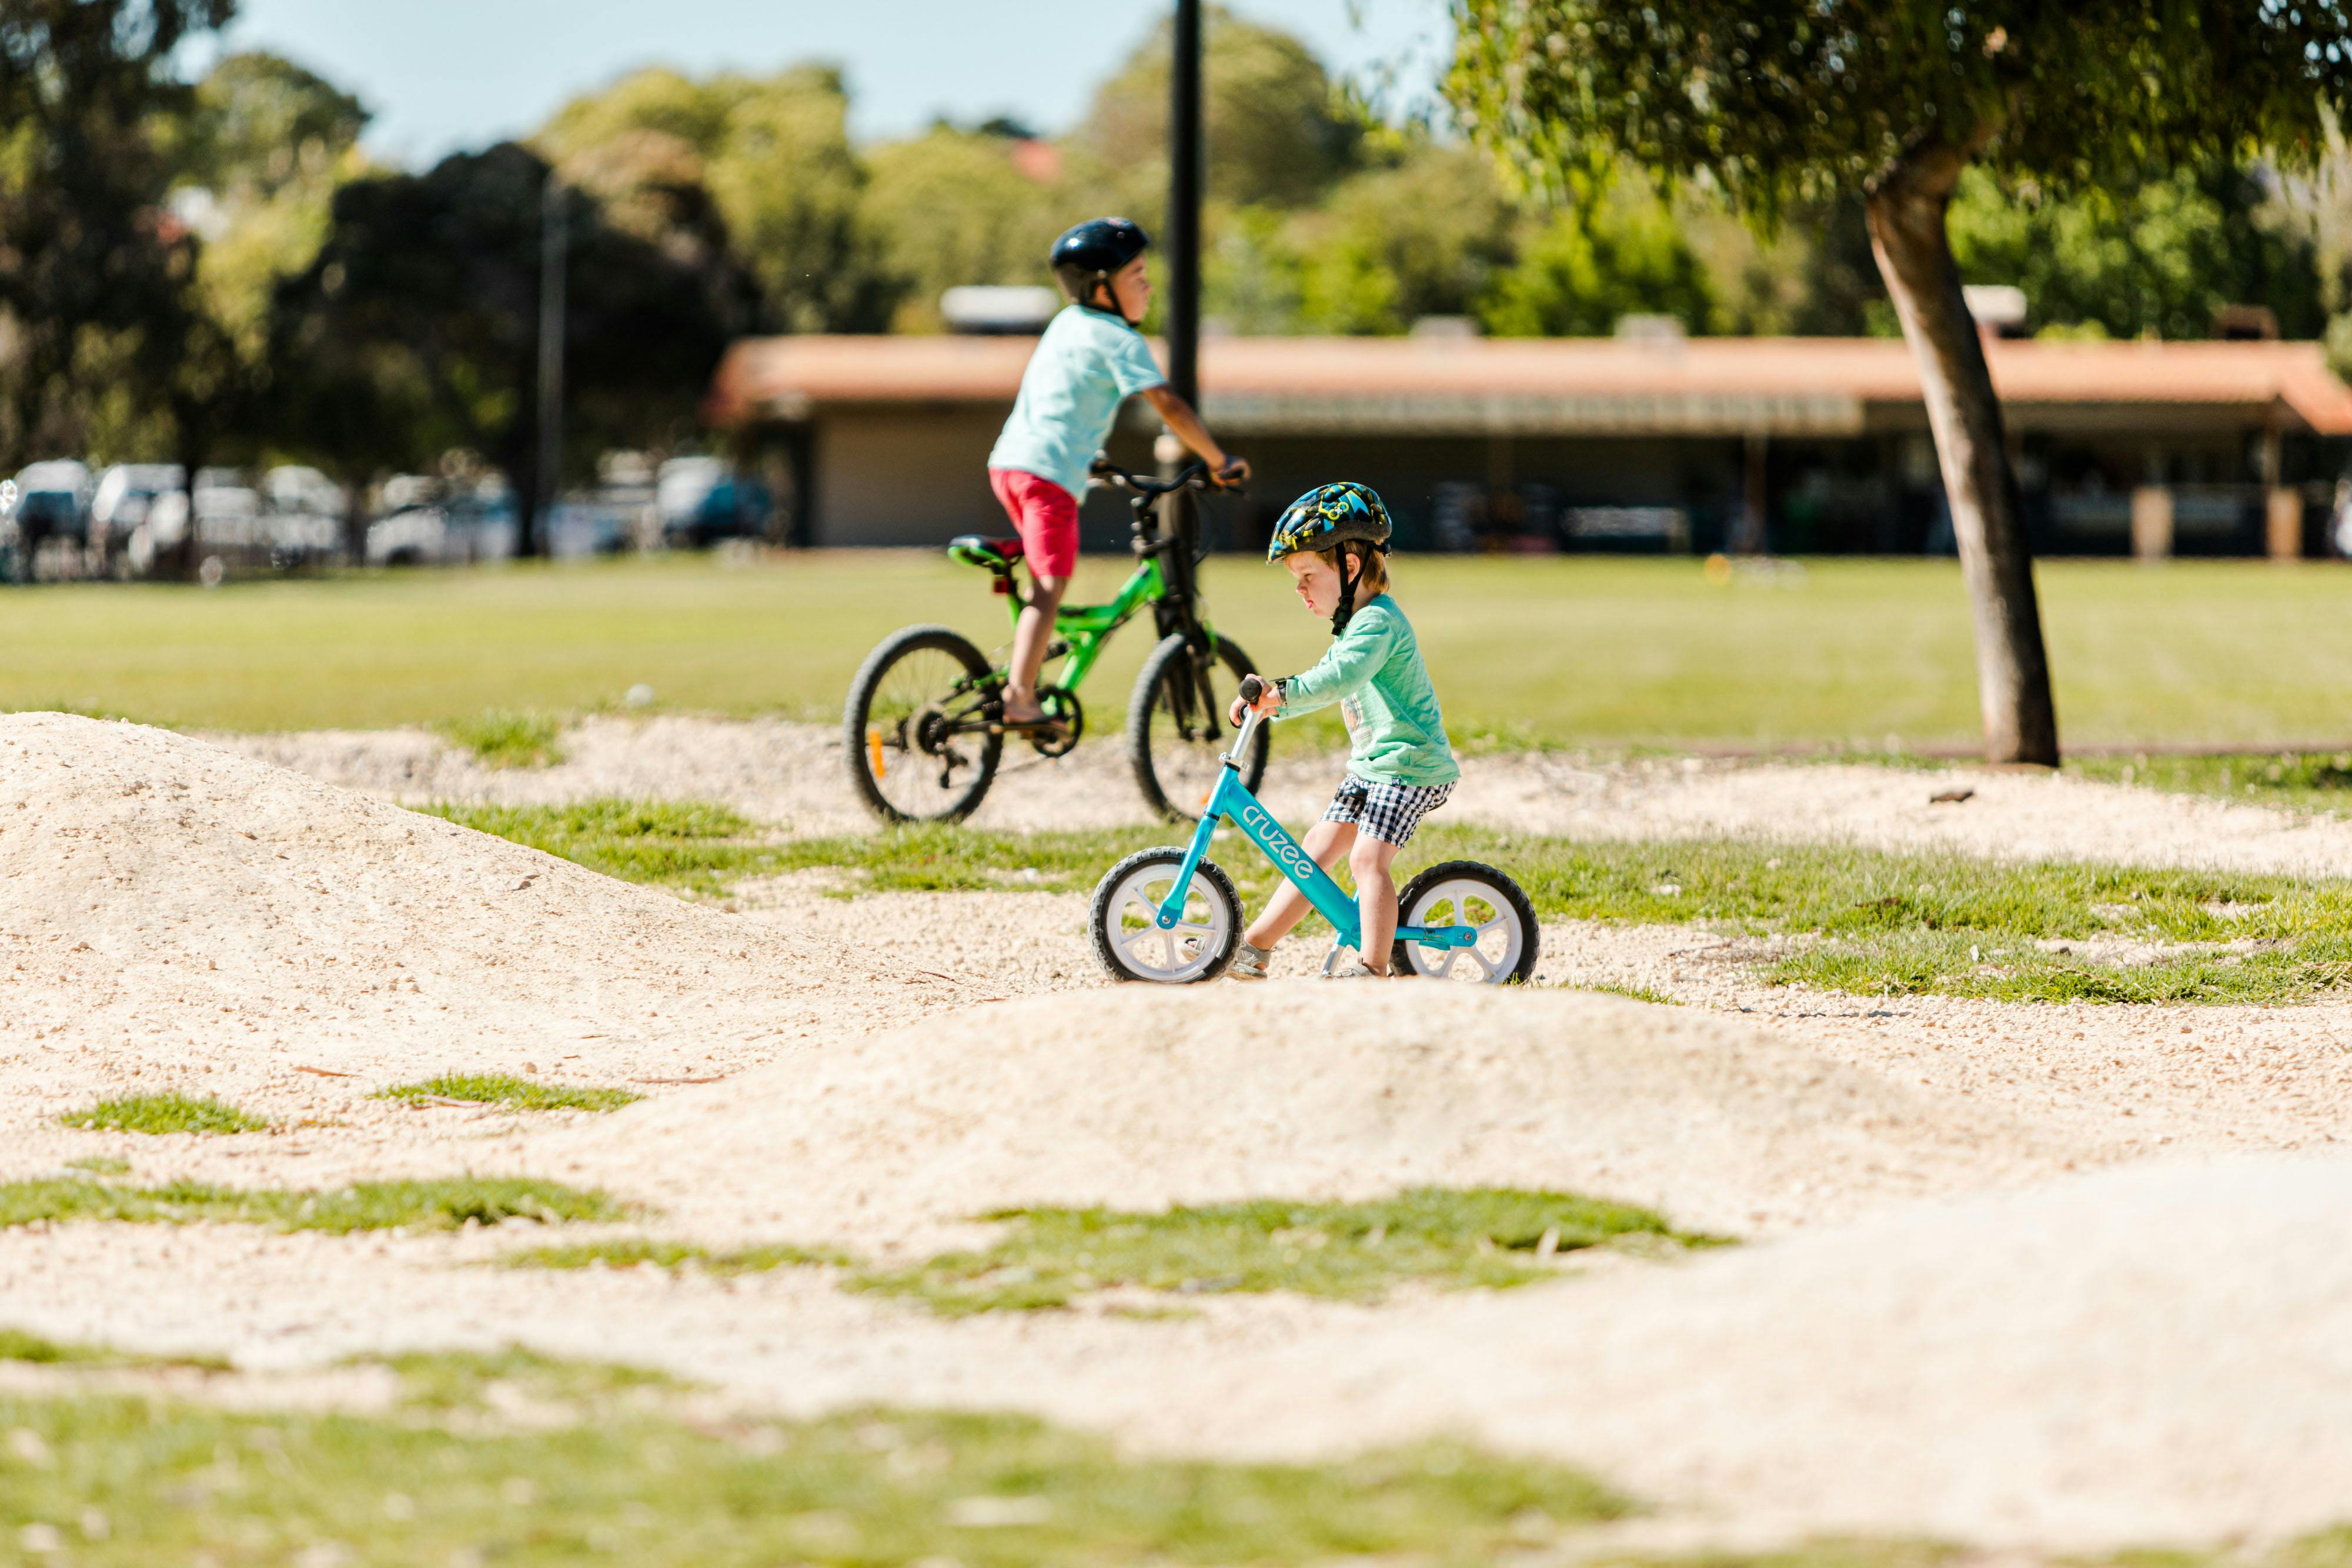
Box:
[8,711,2352,1552]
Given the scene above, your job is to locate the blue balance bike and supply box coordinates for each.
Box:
[1088,677,1539,984]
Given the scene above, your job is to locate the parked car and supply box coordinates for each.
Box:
[14,460,92,548]
[657,456,769,547]
[366,493,517,567]
[137,470,264,575]
[92,463,184,569]
[260,465,347,567]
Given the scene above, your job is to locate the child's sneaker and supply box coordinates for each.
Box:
[1227,940,1271,980]
[1324,959,1388,979]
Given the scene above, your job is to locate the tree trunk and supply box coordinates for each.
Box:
[1865,141,2060,766]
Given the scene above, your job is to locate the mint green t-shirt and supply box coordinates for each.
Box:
[1275,594,1459,787]
[986,305,1167,497]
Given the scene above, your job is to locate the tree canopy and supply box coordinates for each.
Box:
[1448,1,2352,206]
[271,143,740,534]
[1075,4,1364,211]
[538,65,893,333]
[0,0,234,462]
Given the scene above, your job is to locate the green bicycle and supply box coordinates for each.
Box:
[844,459,1269,824]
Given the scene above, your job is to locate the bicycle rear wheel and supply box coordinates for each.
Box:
[1127,631,1267,821]
[843,624,1003,823]
[1391,861,1539,984]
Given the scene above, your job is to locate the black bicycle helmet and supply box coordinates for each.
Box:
[1268,482,1395,636]
[1051,217,1151,313]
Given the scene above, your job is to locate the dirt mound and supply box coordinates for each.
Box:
[536,982,2067,1243]
[0,714,931,1149]
[1111,1152,2352,1548]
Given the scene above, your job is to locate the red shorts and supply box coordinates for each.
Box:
[988,467,1078,578]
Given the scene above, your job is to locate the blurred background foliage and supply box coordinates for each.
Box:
[12,0,2352,482]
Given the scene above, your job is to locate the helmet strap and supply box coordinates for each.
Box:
[1330,545,1361,638]
[1082,272,1127,320]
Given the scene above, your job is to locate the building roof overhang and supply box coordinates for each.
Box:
[706,334,2352,439]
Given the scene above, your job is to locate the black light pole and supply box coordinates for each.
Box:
[1166,0,1204,557]
[1167,0,1202,411]
[533,169,567,559]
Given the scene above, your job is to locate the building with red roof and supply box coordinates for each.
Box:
[706,332,2352,557]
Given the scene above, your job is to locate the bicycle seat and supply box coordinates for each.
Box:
[948,534,1024,570]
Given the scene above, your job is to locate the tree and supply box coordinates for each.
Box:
[1480,162,1714,337]
[1287,145,1516,333]
[171,49,365,199]
[861,127,1068,330]
[1075,6,1363,213]
[1451,2,2352,765]
[538,65,896,333]
[1947,162,2324,341]
[272,143,739,552]
[147,50,374,559]
[0,0,235,464]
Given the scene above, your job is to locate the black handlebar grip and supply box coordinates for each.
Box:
[1239,675,1264,704]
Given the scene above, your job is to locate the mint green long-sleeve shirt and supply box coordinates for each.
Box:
[1274,594,1459,786]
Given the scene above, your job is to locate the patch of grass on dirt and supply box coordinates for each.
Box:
[62,1156,131,1175]
[419,797,782,895]
[1426,831,2352,1005]
[0,1176,622,1233]
[502,1238,851,1274]
[0,1390,1626,1565]
[2069,750,2352,817]
[1569,981,1681,1005]
[362,1345,691,1412]
[56,1093,266,1136]
[379,1073,641,1113]
[771,824,1141,893]
[852,1188,1722,1316]
[0,1328,229,1372]
[434,708,565,768]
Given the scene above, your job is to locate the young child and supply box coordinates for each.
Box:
[986,216,1247,733]
[1227,483,1457,979]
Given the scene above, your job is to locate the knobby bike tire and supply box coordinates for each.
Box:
[843,623,1002,824]
[1126,631,1269,821]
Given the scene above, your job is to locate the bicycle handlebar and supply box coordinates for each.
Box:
[1088,456,1236,497]
[1238,675,1264,706]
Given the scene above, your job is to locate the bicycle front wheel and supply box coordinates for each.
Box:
[843,624,1003,823]
[1127,631,1268,821]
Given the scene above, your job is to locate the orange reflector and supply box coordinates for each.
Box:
[867,728,886,780]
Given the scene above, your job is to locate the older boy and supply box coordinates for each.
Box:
[986,216,1247,732]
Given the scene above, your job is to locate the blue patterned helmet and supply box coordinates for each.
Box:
[1266,482,1394,563]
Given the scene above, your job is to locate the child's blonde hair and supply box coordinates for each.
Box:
[1317,539,1388,599]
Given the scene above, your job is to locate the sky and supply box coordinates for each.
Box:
[199,1,1455,166]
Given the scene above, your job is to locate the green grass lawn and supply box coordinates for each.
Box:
[0,1385,1626,1566]
[6,553,2352,745]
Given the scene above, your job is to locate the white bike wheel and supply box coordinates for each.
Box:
[1394,860,1538,984]
[1088,848,1240,984]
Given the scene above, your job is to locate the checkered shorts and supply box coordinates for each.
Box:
[1322,773,1453,846]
